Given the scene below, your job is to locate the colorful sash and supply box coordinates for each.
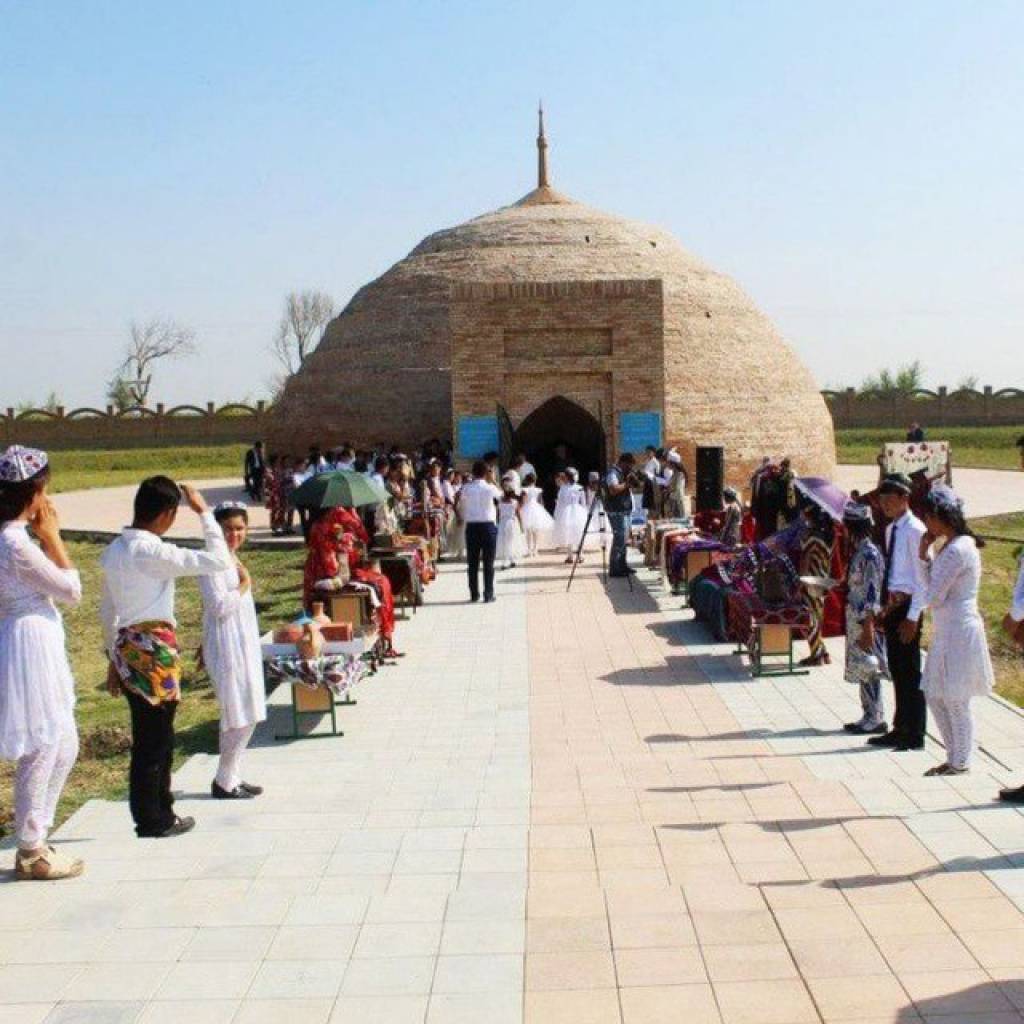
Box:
[113,621,182,704]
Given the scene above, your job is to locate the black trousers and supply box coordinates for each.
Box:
[608,512,629,576]
[125,689,178,837]
[884,603,925,742]
[246,467,265,500]
[465,522,498,601]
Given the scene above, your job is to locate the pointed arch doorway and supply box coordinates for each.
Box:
[512,396,606,506]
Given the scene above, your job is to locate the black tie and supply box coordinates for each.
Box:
[882,520,898,601]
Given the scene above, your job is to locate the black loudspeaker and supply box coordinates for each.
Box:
[695,446,724,513]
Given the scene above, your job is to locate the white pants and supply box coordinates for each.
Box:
[215,724,256,791]
[15,724,79,849]
[927,693,974,770]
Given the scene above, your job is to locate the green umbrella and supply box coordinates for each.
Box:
[290,470,389,510]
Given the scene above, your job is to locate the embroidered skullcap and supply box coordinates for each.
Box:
[842,500,873,525]
[667,449,682,466]
[925,484,964,516]
[215,500,248,514]
[566,467,579,481]
[588,471,600,482]
[878,472,912,496]
[0,445,48,483]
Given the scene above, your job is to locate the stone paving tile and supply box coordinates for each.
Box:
[14,555,1024,1022]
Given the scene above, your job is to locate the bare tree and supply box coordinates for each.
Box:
[110,318,197,406]
[272,290,335,377]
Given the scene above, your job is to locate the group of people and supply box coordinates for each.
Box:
[0,445,268,881]
[840,472,1003,778]
[453,452,641,601]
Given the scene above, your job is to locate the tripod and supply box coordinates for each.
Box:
[566,486,632,593]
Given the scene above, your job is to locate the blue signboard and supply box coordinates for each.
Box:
[618,411,662,453]
[457,415,499,458]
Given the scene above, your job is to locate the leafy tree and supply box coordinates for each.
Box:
[858,360,924,396]
[15,391,61,415]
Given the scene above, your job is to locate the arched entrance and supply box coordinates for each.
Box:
[512,396,605,505]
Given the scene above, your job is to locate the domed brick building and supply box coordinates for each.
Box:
[272,112,835,487]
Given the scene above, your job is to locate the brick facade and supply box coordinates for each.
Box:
[450,279,663,447]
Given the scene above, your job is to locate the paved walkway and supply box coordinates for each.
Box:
[5,555,1024,1023]
[53,479,285,546]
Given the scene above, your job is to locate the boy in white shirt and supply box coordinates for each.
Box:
[101,477,231,838]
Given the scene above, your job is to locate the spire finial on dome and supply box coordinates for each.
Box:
[537,101,549,189]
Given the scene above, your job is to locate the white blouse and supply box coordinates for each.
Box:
[0,521,82,759]
[199,562,266,731]
[919,535,995,700]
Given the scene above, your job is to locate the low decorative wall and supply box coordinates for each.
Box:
[1,402,273,450]
[824,387,1024,429]
[6,386,1024,449]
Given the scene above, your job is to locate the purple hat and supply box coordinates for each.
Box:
[0,445,48,483]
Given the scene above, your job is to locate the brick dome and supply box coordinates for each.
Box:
[273,124,835,485]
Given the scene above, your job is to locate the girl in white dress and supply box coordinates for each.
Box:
[0,446,84,881]
[200,502,267,799]
[917,486,994,776]
[495,480,527,569]
[553,468,589,564]
[520,473,554,556]
[444,469,465,559]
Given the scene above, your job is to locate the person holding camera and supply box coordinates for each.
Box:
[605,453,636,578]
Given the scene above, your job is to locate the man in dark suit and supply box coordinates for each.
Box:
[243,441,266,500]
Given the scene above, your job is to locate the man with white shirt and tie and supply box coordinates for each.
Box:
[457,460,502,603]
[867,473,929,752]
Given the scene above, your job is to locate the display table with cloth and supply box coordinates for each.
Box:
[261,633,370,740]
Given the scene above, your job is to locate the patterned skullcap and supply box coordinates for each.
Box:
[667,449,683,466]
[566,467,579,482]
[0,445,48,483]
[842,500,873,525]
[879,472,912,496]
[925,484,964,516]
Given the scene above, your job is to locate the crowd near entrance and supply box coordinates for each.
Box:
[507,395,605,505]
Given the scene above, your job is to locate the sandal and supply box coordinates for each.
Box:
[15,845,84,881]
[924,763,951,777]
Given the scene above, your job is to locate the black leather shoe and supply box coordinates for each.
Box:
[141,815,195,839]
[999,786,1024,803]
[470,595,479,603]
[211,781,256,800]
[239,782,263,796]
[895,738,925,752]
[867,731,902,747]
[485,595,496,603]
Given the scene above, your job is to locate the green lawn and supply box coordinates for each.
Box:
[837,426,1024,471]
[48,444,246,493]
[0,538,305,838]
[974,511,1024,708]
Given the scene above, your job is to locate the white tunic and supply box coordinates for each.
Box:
[0,522,82,760]
[920,535,995,701]
[199,563,267,731]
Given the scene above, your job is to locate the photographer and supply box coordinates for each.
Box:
[605,453,636,578]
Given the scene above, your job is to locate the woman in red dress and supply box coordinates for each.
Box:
[326,507,402,659]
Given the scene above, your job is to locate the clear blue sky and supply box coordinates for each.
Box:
[2,0,1021,409]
